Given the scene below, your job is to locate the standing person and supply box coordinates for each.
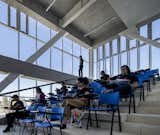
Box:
[79,56,84,77]
[3,95,26,132]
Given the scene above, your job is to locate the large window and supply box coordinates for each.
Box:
[73,42,80,57]
[10,7,17,28]
[112,39,118,54]
[52,48,62,72]
[140,25,148,44]
[105,43,110,57]
[0,24,18,59]
[0,1,8,24]
[73,57,79,76]
[37,41,50,68]
[152,19,160,40]
[20,33,36,61]
[63,53,72,74]
[120,52,127,66]
[120,36,126,52]
[129,39,136,48]
[105,58,110,75]
[130,49,137,71]
[37,22,50,42]
[140,45,149,69]
[28,17,36,37]
[83,62,89,77]
[151,45,160,70]
[98,46,103,60]
[112,55,119,76]
[20,12,27,32]
[63,37,72,53]
[81,47,89,61]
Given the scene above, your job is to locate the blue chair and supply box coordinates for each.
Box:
[19,104,40,135]
[34,107,64,135]
[90,81,107,94]
[86,92,121,135]
[137,74,145,101]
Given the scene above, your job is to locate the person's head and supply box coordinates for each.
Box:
[100,70,105,76]
[11,95,19,101]
[61,81,65,86]
[80,55,82,59]
[101,74,110,82]
[36,87,42,94]
[121,65,131,75]
[77,77,89,90]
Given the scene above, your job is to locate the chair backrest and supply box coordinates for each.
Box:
[50,107,64,121]
[37,106,46,117]
[90,81,106,94]
[99,92,120,106]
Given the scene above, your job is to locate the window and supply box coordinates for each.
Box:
[112,39,118,54]
[112,55,119,76]
[0,1,8,24]
[63,37,72,53]
[105,43,110,57]
[73,42,80,57]
[37,81,51,96]
[120,52,127,66]
[28,16,36,37]
[140,25,148,44]
[1,79,18,95]
[10,7,17,28]
[98,46,103,60]
[93,63,97,79]
[83,62,89,77]
[52,48,62,72]
[37,22,50,42]
[99,60,104,72]
[81,47,89,61]
[130,49,137,71]
[73,57,79,76]
[20,12,27,32]
[140,45,149,69]
[151,45,160,71]
[93,49,97,62]
[120,36,126,52]
[129,39,136,48]
[37,41,50,68]
[105,58,110,75]
[20,33,36,61]
[63,53,72,74]
[20,77,36,98]
[54,38,62,49]
[0,24,18,59]
[152,19,160,40]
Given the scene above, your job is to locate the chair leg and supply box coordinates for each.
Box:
[129,96,131,114]
[110,110,115,135]
[140,88,142,101]
[95,111,98,128]
[142,86,145,101]
[86,110,91,130]
[133,95,136,113]
[43,128,45,135]
[60,127,62,135]
[117,107,122,132]
[22,125,26,135]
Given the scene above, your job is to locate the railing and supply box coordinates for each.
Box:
[0,77,77,96]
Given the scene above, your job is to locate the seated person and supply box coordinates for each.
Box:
[100,70,106,80]
[3,95,26,133]
[62,77,92,129]
[35,87,46,105]
[59,82,68,96]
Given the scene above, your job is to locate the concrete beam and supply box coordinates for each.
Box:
[120,28,160,48]
[0,30,65,92]
[60,0,97,28]
[46,0,57,12]
[0,55,77,84]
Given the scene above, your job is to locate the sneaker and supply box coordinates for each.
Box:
[3,128,10,133]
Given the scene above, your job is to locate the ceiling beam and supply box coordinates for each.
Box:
[60,0,97,28]
[46,0,57,12]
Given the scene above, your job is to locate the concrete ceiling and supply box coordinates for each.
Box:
[15,0,160,47]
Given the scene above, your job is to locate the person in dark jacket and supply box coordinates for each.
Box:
[3,95,26,132]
